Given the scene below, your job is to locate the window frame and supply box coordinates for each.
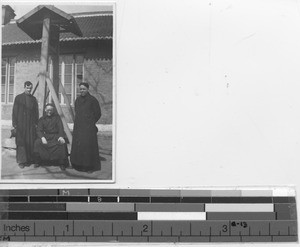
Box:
[57,54,84,106]
[1,57,16,104]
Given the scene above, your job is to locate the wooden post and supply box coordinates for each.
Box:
[50,25,60,95]
[46,73,75,122]
[43,74,73,149]
[39,16,51,116]
[32,80,39,96]
[59,81,75,122]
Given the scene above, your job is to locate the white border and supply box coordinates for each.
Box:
[0,2,116,185]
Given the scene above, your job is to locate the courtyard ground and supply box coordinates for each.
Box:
[1,129,113,181]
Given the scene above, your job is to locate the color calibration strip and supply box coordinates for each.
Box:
[0,188,297,242]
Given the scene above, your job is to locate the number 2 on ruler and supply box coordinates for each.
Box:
[143,224,149,233]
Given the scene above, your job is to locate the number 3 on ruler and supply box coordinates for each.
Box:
[222,225,228,232]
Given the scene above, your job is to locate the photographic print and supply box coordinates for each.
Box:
[1,4,115,182]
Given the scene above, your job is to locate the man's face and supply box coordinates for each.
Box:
[45,106,54,117]
[79,85,88,97]
[24,85,33,94]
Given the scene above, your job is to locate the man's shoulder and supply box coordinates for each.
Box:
[15,93,24,99]
[13,93,25,103]
[15,93,37,100]
[39,114,59,120]
[38,115,46,121]
[53,114,61,119]
[89,94,99,102]
[29,94,38,100]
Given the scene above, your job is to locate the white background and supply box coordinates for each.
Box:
[2,0,300,246]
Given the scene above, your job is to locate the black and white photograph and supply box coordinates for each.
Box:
[1,4,115,182]
[1,0,300,245]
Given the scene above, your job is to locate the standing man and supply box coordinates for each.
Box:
[12,81,39,168]
[70,82,101,173]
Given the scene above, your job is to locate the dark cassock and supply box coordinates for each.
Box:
[70,92,101,172]
[12,92,39,166]
[34,113,68,167]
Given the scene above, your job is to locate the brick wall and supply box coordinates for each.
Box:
[85,58,113,124]
[1,41,113,124]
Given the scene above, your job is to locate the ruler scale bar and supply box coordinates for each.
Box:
[0,189,296,196]
[138,212,206,221]
[0,203,67,211]
[66,203,135,212]
[0,212,289,221]
[0,196,297,203]
[136,203,205,212]
[0,203,295,212]
[0,189,297,243]
[0,220,297,235]
[120,197,150,203]
[206,204,274,212]
[90,196,117,202]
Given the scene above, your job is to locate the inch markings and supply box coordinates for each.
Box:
[0,189,297,242]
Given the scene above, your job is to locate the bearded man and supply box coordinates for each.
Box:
[34,103,68,170]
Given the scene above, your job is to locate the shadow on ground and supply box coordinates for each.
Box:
[1,129,113,181]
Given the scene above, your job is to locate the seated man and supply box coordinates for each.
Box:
[34,103,68,170]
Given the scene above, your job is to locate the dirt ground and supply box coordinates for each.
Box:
[1,129,113,181]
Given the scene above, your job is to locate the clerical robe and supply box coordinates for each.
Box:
[70,93,101,172]
[34,114,68,165]
[12,93,39,164]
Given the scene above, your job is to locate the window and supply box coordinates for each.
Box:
[58,54,84,105]
[1,57,16,103]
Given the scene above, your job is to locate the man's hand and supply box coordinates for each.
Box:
[41,137,48,145]
[58,137,65,144]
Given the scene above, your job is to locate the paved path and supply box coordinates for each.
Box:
[1,129,113,181]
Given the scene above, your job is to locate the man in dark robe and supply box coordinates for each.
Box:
[70,82,101,173]
[34,103,68,170]
[12,81,39,168]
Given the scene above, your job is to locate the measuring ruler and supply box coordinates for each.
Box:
[0,188,297,242]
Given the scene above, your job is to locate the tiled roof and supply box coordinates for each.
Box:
[2,13,113,46]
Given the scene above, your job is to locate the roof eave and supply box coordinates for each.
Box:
[2,36,113,46]
[16,5,83,40]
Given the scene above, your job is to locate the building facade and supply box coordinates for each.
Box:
[2,10,113,125]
